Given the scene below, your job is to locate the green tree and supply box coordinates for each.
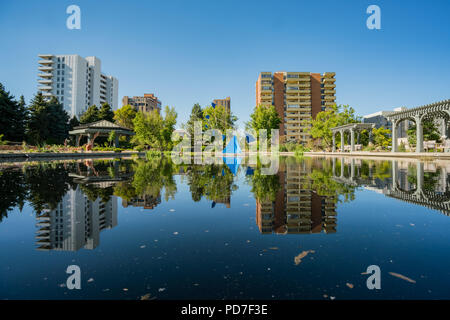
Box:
[183,103,203,137]
[371,126,391,149]
[26,93,50,145]
[133,110,163,149]
[246,104,281,140]
[108,130,117,147]
[98,103,115,122]
[161,106,177,150]
[0,83,27,142]
[304,104,360,150]
[203,104,237,133]
[80,105,100,124]
[47,96,69,144]
[132,106,177,150]
[114,104,137,129]
[69,116,80,130]
[407,120,441,147]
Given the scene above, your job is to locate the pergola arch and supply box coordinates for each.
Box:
[387,99,450,153]
[331,123,375,152]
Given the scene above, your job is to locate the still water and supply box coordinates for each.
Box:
[1,156,450,300]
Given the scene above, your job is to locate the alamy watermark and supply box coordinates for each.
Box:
[366,5,381,30]
[66,5,81,30]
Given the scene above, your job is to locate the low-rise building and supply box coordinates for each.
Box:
[122,93,162,113]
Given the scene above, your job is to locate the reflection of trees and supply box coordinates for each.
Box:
[246,166,281,202]
[185,164,238,203]
[25,163,72,213]
[407,166,441,192]
[80,184,114,203]
[0,168,27,221]
[309,169,356,203]
[114,157,178,202]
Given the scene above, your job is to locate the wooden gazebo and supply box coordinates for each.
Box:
[69,120,134,147]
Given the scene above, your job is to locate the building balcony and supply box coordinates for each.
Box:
[299,76,310,82]
[323,77,336,83]
[323,90,335,94]
[38,86,52,91]
[38,59,53,65]
[38,79,52,84]
[324,101,335,106]
[38,66,53,72]
[38,72,53,78]
[299,83,310,88]
[322,72,336,78]
[260,89,272,94]
[38,54,53,59]
[323,83,336,89]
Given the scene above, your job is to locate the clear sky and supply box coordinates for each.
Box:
[1,0,449,127]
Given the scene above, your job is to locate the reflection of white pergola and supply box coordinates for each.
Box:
[331,123,375,152]
[386,99,450,153]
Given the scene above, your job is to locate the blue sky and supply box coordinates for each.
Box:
[1,0,449,127]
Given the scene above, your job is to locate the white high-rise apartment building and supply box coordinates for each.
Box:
[37,54,119,118]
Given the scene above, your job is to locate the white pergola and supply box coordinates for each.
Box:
[386,99,450,153]
[331,123,375,152]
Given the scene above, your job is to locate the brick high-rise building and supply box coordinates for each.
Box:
[255,71,336,143]
[122,93,162,113]
[212,96,231,113]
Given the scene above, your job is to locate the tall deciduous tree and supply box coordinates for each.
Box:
[203,104,237,133]
[114,104,137,129]
[304,104,360,150]
[132,106,178,150]
[246,104,281,139]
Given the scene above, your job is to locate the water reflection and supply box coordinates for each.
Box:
[1,156,450,253]
[331,157,450,216]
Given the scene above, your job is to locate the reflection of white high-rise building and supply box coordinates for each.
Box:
[36,187,117,251]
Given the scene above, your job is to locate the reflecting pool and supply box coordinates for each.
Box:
[1,156,450,299]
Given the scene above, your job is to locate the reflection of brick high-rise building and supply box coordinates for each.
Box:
[255,162,337,234]
[256,71,336,144]
[35,187,117,251]
[122,193,162,210]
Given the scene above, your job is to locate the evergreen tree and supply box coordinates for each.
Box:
[26,93,50,145]
[47,96,70,144]
[80,105,100,124]
[69,116,80,130]
[185,103,203,137]
[0,83,27,141]
[98,103,114,122]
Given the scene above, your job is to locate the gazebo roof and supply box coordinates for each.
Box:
[69,120,134,136]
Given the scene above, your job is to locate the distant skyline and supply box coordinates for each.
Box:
[1,0,449,127]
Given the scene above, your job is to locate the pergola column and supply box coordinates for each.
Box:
[340,130,345,152]
[391,119,398,152]
[416,162,424,194]
[415,116,424,153]
[332,157,336,175]
[350,128,355,152]
[332,132,336,152]
[340,157,344,177]
[391,160,398,190]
